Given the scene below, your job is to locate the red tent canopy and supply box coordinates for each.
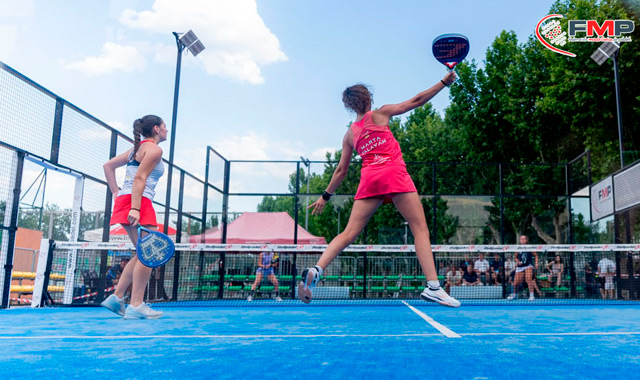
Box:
[189,212,326,244]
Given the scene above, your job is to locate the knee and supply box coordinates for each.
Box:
[339,228,360,244]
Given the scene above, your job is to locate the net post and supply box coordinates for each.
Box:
[501,251,507,298]
[217,252,226,300]
[291,251,297,300]
[0,151,24,309]
[363,251,368,299]
[569,250,576,297]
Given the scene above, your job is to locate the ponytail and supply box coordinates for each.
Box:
[131,115,164,158]
[132,119,143,157]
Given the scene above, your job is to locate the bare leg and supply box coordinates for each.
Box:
[268,274,279,291]
[391,192,437,281]
[316,198,383,270]
[117,224,154,307]
[251,272,264,291]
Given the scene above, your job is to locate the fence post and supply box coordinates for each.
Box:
[1,151,24,309]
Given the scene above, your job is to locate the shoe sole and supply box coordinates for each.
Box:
[101,303,125,317]
[123,314,163,320]
[420,292,461,308]
[297,282,312,304]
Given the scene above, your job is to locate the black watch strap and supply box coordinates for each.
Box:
[322,190,333,201]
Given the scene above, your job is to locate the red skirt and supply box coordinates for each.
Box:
[355,164,417,203]
[109,194,157,226]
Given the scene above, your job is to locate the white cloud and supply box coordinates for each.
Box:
[0,0,34,17]
[0,25,19,57]
[64,42,147,76]
[119,0,287,84]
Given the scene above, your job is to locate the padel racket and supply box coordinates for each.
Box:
[136,226,175,268]
[432,33,469,70]
[271,252,280,265]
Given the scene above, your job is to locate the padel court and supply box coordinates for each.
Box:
[1,302,639,379]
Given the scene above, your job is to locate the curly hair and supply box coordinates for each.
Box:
[342,84,372,114]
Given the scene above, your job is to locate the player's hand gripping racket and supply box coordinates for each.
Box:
[432,33,469,71]
[136,226,175,268]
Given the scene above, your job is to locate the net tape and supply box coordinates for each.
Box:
[55,242,640,253]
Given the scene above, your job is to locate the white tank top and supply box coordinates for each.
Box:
[118,141,164,200]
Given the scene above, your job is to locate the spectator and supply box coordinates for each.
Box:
[445,264,463,293]
[546,255,564,288]
[597,257,616,299]
[437,262,448,277]
[490,253,503,285]
[585,264,598,298]
[474,253,490,285]
[462,263,480,286]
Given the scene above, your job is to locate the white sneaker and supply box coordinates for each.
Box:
[298,266,320,304]
[528,295,535,301]
[420,286,461,308]
[507,294,517,300]
[101,294,125,316]
[123,303,163,320]
[247,295,253,302]
[275,296,282,302]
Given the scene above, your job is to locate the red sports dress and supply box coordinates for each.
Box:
[351,111,417,201]
[109,140,164,226]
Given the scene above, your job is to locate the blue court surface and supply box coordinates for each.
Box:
[1,302,639,379]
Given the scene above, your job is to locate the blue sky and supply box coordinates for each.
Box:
[1,0,558,210]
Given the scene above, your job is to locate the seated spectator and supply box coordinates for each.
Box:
[445,265,463,293]
[474,253,490,285]
[437,262,448,277]
[490,253,503,285]
[462,263,480,286]
[546,255,564,288]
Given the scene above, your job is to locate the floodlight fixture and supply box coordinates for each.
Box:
[178,30,205,57]
[590,41,620,65]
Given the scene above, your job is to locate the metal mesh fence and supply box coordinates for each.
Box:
[29,243,639,307]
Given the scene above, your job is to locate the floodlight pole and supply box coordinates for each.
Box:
[301,157,310,230]
[612,50,625,169]
[163,32,185,234]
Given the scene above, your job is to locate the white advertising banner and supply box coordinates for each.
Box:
[590,176,614,221]
[614,161,640,212]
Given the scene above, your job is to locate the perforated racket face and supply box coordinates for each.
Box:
[137,228,175,268]
[432,33,469,69]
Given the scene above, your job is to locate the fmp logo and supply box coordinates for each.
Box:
[536,14,635,57]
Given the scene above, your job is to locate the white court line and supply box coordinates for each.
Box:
[1,332,640,340]
[401,300,461,338]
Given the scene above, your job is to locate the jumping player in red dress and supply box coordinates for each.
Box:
[299,72,460,307]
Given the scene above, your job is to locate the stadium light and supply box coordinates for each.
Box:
[164,30,206,235]
[591,41,625,168]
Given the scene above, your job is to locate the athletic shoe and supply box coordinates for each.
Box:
[298,266,320,304]
[275,296,282,302]
[247,295,253,302]
[420,286,461,308]
[101,294,125,316]
[123,303,163,320]
[528,295,535,301]
[507,294,517,300]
